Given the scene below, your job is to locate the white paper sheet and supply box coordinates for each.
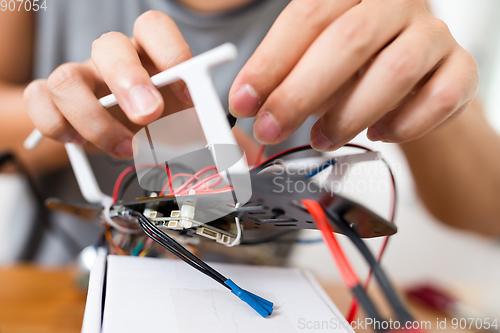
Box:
[101,255,353,333]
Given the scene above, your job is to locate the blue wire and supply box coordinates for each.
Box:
[131,238,145,256]
[295,238,323,244]
[304,159,335,179]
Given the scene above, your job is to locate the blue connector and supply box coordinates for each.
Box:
[224,279,274,318]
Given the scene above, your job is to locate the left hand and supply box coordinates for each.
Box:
[228,0,478,151]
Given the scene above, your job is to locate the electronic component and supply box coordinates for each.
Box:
[107,171,396,238]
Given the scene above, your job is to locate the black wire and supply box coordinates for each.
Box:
[142,223,218,280]
[117,167,163,201]
[150,167,167,192]
[250,143,377,175]
[117,166,167,201]
[129,211,230,288]
[0,152,44,204]
[0,152,11,165]
[351,285,386,332]
[117,169,138,201]
[322,206,414,324]
[141,221,229,287]
[137,219,222,282]
[1,151,83,260]
[136,216,204,266]
[251,145,313,174]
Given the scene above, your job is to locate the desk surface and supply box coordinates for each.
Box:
[0,265,469,333]
[0,265,87,333]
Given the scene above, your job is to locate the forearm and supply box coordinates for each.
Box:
[399,99,500,237]
[0,81,68,175]
[0,9,68,175]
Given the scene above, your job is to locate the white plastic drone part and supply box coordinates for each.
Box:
[319,151,382,193]
[23,43,246,205]
[226,202,241,247]
[179,204,195,228]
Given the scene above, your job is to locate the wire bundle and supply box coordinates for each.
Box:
[322,206,413,323]
[301,200,414,332]
[248,143,398,323]
[112,163,232,203]
[301,200,385,329]
[103,222,154,256]
[130,210,229,285]
[105,160,241,256]
[158,165,229,196]
[129,210,274,317]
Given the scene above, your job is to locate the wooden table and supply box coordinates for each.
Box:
[0,265,469,333]
[0,265,87,333]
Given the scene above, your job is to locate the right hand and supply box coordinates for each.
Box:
[23,11,193,159]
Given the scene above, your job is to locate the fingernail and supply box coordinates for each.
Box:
[114,138,133,158]
[367,126,382,141]
[128,85,161,116]
[229,84,260,116]
[254,112,280,143]
[310,126,334,151]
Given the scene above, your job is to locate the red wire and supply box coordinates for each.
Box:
[192,187,233,194]
[158,165,219,196]
[185,173,223,192]
[166,163,174,195]
[112,165,135,203]
[301,199,360,288]
[170,173,211,192]
[113,163,226,200]
[112,163,172,203]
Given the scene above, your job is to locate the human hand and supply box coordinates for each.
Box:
[229,0,478,151]
[24,11,193,158]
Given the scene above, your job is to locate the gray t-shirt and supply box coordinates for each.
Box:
[33,0,318,262]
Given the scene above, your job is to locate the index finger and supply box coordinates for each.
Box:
[92,31,164,125]
[133,11,193,107]
[228,0,359,118]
